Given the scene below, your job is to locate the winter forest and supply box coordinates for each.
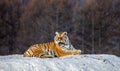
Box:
[0,0,120,56]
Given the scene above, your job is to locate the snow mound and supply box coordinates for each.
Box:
[0,54,120,71]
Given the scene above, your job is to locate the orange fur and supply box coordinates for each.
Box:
[23,42,80,58]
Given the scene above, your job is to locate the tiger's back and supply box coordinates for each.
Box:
[24,42,56,57]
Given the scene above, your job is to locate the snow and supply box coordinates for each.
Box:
[0,54,120,71]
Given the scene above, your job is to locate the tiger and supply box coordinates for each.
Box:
[23,32,81,58]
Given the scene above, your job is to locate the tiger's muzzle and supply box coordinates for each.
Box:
[58,42,65,45]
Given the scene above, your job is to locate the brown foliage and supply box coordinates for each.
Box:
[0,0,120,56]
[0,0,22,54]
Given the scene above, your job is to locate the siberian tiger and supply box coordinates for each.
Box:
[23,32,81,58]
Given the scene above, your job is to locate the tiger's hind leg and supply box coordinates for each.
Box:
[38,54,54,58]
[41,55,54,58]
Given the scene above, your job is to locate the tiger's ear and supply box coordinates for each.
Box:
[55,32,58,35]
[64,32,67,35]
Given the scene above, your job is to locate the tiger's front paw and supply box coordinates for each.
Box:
[75,50,81,55]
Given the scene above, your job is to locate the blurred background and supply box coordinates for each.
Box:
[0,0,120,56]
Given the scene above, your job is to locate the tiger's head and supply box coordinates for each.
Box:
[54,32,70,47]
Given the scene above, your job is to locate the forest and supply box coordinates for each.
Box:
[0,0,120,56]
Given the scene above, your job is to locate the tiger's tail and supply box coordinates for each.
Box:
[23,51,28,57]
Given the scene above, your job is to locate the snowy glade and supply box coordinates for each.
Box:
[0,54,120,71]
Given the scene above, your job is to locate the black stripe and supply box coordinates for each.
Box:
[48,42,52,55]
[27,50,31,56]
[38,44,41,48]
[53,43,58,57]
[43,43,46,49]
[30,48,34,53]
[44,43,49,55]
[53,51,57,57]
[51,51,54,56]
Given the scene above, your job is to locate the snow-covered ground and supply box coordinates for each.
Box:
[0,54,120,71]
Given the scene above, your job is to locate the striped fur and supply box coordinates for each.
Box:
[23,42,80,58]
